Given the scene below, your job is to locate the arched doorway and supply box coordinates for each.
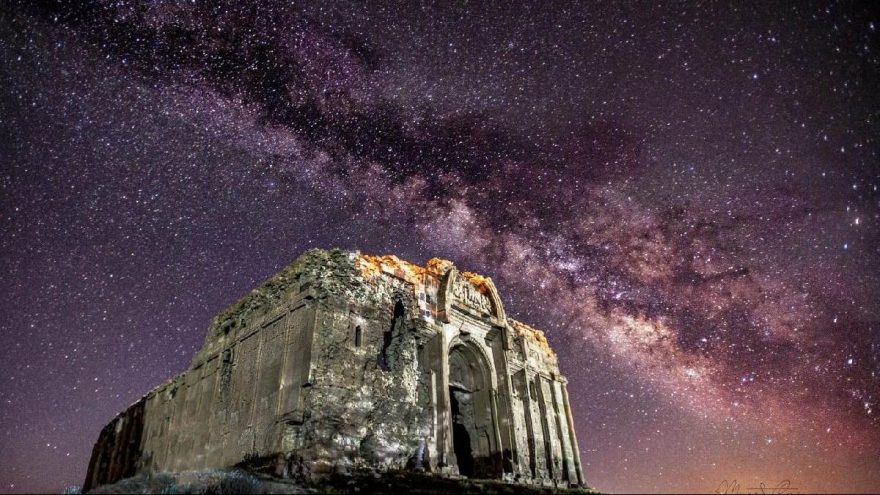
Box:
[447,344,501,479]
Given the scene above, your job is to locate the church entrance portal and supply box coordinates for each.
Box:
[447,344,501,479]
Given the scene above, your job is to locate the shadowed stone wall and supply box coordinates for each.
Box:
[83,249,585,490]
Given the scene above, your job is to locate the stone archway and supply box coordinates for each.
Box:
[447,344,501,479]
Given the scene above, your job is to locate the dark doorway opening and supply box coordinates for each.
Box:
[450,386,475,477]
[447,343,503,480]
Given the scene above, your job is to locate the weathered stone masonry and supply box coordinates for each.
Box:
[83,249,585,489]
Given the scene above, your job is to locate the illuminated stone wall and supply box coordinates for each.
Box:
[83,249,584,489]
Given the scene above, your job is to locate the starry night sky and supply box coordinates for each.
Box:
[1,1,878,493]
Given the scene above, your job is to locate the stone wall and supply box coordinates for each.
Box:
[84,249,585,490]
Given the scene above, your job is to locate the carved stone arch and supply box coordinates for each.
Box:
[448,335,498,390]
[434,265,455,323]
[480,277,507,325]
[438,266,507,325]
[446,340,504,479]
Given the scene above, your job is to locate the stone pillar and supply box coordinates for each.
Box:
[487,326,517,477]
[561,381,584,485]
[420,329,448,471]
[489,387,504,476]
[421,324,453,470]
[534,374,554,481]
[550,379,576,485]
[518,371,538,479]
[438,323,453,468]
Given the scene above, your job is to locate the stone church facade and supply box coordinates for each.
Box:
[84,249,585,489]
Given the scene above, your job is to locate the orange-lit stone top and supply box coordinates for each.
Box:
[357,254,428,282]
[356,252,555,359]
[510,319,557,359]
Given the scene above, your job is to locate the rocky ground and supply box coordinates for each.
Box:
[79,469,598,494]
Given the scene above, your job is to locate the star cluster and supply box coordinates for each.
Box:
[1,1,878,493]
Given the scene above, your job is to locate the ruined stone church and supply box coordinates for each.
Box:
[84,249,585,490]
